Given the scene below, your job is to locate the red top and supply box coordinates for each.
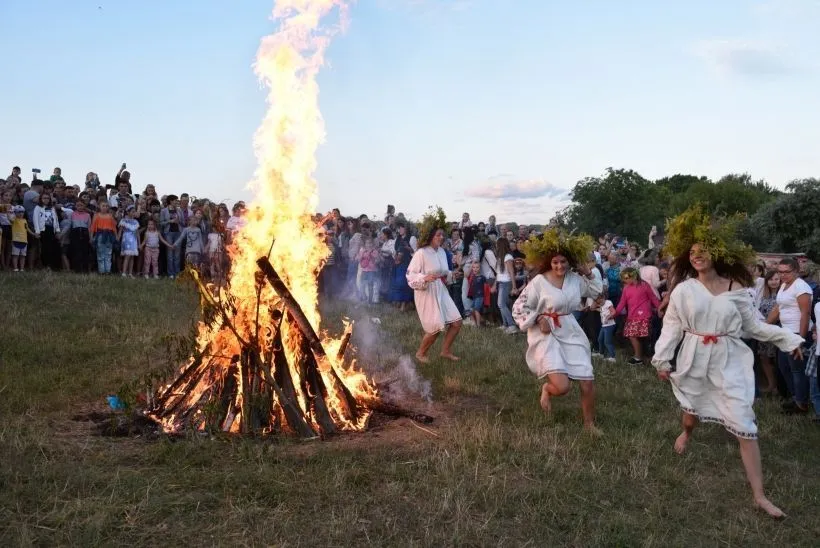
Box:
[615,281,659,321]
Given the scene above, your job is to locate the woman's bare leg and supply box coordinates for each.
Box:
[760,355,777,392]
[416,332,439,363]
[579,380,602,435]
[675,412,698,454]
[540,373,571,414]
[737,437,785,518]
[441,321,462,360]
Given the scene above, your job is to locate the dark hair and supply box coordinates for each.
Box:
[779,257,799,272]
[670,252,754,288]
[395,220,406,229]
[762,269,780,298]
[418,227,444,248]
[381,227,394,239]
[167,194,179,203]
[534,250,580,274]
[495,237,511,269]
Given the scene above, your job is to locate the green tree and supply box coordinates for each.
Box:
[567,168,668,241]
[748,178,820,261]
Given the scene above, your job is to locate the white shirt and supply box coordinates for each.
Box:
[495,253,514,282]
[776,278,812,333]
[600,300,616,327]
[481,250,498,280]
[815,302,820,356]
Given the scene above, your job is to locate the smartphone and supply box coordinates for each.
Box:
[32,168,41,174]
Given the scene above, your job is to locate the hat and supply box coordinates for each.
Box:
[12,205,25,213]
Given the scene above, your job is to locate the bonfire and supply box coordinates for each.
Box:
[143,0,426,438]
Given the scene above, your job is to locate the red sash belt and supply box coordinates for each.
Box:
[538,311,569,328]
[684,329,726,345]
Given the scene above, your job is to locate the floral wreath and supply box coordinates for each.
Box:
[663,204,755,265]
[520,228,594,267]
[416,206,449,247]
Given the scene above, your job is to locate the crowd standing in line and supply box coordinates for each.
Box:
[0,165,248,280]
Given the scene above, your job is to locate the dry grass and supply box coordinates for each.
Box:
[1,272,819,546]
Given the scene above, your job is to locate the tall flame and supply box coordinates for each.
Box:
[148,0,376,436]
[233,0,347,325]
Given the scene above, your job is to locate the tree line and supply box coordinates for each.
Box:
[551,168,820,261]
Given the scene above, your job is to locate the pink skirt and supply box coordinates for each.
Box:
[624,318,650,338]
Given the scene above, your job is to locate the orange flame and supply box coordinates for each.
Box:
[149,0,377,436]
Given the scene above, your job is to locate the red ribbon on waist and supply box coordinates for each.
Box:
[685,329,724,345]
[539,312,568,328]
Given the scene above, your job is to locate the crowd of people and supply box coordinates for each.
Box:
[386,204,818,518]
[0,165,248,279]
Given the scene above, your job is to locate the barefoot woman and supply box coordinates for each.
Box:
[406,208,462,363]
[653,205,803,519]
[512,229,603,433]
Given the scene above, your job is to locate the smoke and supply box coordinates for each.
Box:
[346,312,433,404]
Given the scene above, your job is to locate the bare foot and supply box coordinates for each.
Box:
[755,497,786,519]
[415,353,430,364]
[674,431,690,454]
[440,353,460,361]
[584,423,604,437]
[539,384,552,414]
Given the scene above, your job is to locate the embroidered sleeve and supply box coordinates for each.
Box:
[406,250,428,291]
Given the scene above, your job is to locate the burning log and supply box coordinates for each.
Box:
[361,397,435,424]
[256,256,360,421]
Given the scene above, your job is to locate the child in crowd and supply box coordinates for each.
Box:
[69,200,92,273]
[466,261,486,326]
[207,226,225,282]
[593,293,617,361]
[615,267,659,365]
[90,201,118,274]
[0,190,13,269]
[174,214,204,270]
[118,205,141,277]
[11,205,35,271]
[356,235,380,304]
[141,218,171,279]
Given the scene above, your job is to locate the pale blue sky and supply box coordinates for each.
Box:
[1,0,818,223]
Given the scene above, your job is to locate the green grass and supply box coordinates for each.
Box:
[1,272,819,546]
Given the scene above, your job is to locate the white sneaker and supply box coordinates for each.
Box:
[606,357,616,363]
[591,351,602,357]
[153,275,159,279]
[121,273,126,277]
[504,326,519,335]
[463,318,475,327]
[144,275,149,279]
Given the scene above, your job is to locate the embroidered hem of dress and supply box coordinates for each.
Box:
[538,368,594,381]
[427,317,462,335]
[680,406,757,439]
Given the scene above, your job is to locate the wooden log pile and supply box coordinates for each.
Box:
[146,256,432,438]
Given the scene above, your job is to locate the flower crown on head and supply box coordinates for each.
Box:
[520,228,594,267]
[663,204,755,265]
[417,206,448,247]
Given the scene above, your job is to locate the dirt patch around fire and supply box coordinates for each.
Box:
[63,393,494,457]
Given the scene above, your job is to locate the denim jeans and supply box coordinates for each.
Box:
[497,281,515,327]
[810,373,820,417]
[598,325,616,358]
[94,231,115,273]
[166,231,181,277]
[778,347,809,406]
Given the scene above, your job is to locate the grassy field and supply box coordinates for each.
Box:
[1,272,819,546]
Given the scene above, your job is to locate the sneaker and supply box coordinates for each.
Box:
[13,268,18,272]
[504,326,519,335]
[144,275,149,279]
[497,325,507,330]
[627,357,643,365]
[605,357,616,363]
[153,275,159,279]
[122,273,127,277]
[591,351,602,358]
[463,318,475,327]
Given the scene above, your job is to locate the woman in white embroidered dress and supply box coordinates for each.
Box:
[407,214,462,363]
[653,206,803,519]
[512,230,603,433]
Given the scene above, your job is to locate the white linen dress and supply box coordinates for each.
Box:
[407,247,462,334]
[652,279,803,439]
[512,271,603,380]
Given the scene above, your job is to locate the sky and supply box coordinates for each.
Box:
[1,0,818,224]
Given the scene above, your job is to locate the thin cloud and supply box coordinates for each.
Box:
[466,179,568,200]
[695,40,796,78]
[753,0,820,18]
